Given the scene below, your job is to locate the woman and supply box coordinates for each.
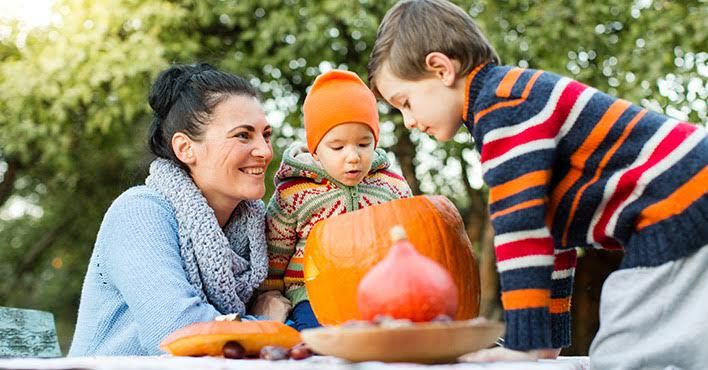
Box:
[69,63,273,356]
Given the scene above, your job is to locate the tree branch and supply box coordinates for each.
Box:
[2,216,73,297]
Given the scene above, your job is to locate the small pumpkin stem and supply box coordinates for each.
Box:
[390,225,408,242]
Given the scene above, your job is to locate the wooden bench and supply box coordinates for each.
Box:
[0,307,61,358]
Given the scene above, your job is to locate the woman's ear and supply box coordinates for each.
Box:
[424,52,457,87]
[172,132,196,166]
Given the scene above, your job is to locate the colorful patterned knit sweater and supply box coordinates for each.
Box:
[261,142,413,306]
[463,63,708,351]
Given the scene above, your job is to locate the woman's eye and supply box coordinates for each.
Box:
[263,131,272,141]
[234,132,249,140]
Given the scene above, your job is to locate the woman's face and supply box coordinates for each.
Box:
[187,94,273,208]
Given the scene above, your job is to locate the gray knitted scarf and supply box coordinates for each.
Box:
[145,158,268,315]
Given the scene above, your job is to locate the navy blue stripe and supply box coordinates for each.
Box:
[489,186,546,214]
[492,203,547,234]
[551,276,574,297]
[508,68,535,97]
[484,148,555,186]
[499,266,553,291]
[557,91,615,155]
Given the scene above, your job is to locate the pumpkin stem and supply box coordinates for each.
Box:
[390,225,408,242]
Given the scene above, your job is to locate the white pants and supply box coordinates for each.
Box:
[590,245,708,370]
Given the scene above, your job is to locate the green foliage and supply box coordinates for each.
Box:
[0,0,705,353]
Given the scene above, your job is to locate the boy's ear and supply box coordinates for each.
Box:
[424,52,457,87]
[172,132,196,166]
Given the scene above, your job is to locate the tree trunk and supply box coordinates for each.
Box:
[478,219,501,320]
[0,157,20,209]
[457,150,500,319]
[392,126,420,195]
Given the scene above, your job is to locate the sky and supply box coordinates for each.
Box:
[0,0,55,28]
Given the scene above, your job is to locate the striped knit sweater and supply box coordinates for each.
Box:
[261,142,413,306]
[463,63,708,351]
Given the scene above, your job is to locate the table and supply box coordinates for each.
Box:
[0,355,589,369]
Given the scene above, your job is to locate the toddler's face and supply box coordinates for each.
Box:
[375,64,463,141]
[313,123,375,187]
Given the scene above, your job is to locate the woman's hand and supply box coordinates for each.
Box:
[251,290,292,322]
[459,347,561,362]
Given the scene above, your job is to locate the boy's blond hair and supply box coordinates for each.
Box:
[368,0,499,97]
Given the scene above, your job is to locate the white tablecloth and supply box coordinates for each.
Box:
[0,355,589,369]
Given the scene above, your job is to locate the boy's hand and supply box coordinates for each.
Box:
[459,347,561,362]
[251,290,292,322]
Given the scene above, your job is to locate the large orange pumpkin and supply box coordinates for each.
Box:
[159,320,301,357]
[304,195,480,325]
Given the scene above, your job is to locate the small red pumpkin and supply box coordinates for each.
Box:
[357,226,459,322]
[304,195,480,325]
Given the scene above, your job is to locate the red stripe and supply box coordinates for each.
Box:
[285,270,304,278]
[554,249,577,271]
[592,123,697,243]
[481,81,586,163]
[496,237,554,262]
[379,170,406,182]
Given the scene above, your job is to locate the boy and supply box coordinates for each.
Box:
[257,69,413,330]
[368,0,707,368]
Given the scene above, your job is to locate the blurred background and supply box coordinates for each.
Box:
[1,0,706,356]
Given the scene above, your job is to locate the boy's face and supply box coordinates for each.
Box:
[376,63,464,141]
[313,122,375,186]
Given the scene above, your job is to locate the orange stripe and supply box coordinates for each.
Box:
[281,181,322,199]
[546,99,632,227]
[550,297,572,314]
[496,68,523,98]
[475,70,543,124]
[560,110,646,244]
[501,289,550,310]
[462,63,488,121]
[490,198,545,220]
[490,170,551,204]
[637,166,708,230]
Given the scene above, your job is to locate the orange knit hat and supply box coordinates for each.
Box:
[303,69,379,153]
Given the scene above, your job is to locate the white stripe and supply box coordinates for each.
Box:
[555,248,576,255]
[494,228,550,246]
[606,124,706,235]
[587,118,679,242]
[557,87,597,141]
[497,255,555,272]
[485,78,572,142]
[483,139,556,173]
[552,268,575,280]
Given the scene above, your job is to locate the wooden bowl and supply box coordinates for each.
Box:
[301,319,504,363]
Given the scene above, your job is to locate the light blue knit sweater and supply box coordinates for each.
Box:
[69,186,222,356]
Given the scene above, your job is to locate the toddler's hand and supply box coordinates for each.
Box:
[251,290,292,322]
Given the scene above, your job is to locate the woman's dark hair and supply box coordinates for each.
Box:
[147,63,257,164]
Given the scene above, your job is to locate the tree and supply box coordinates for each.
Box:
[1,0,705,354]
